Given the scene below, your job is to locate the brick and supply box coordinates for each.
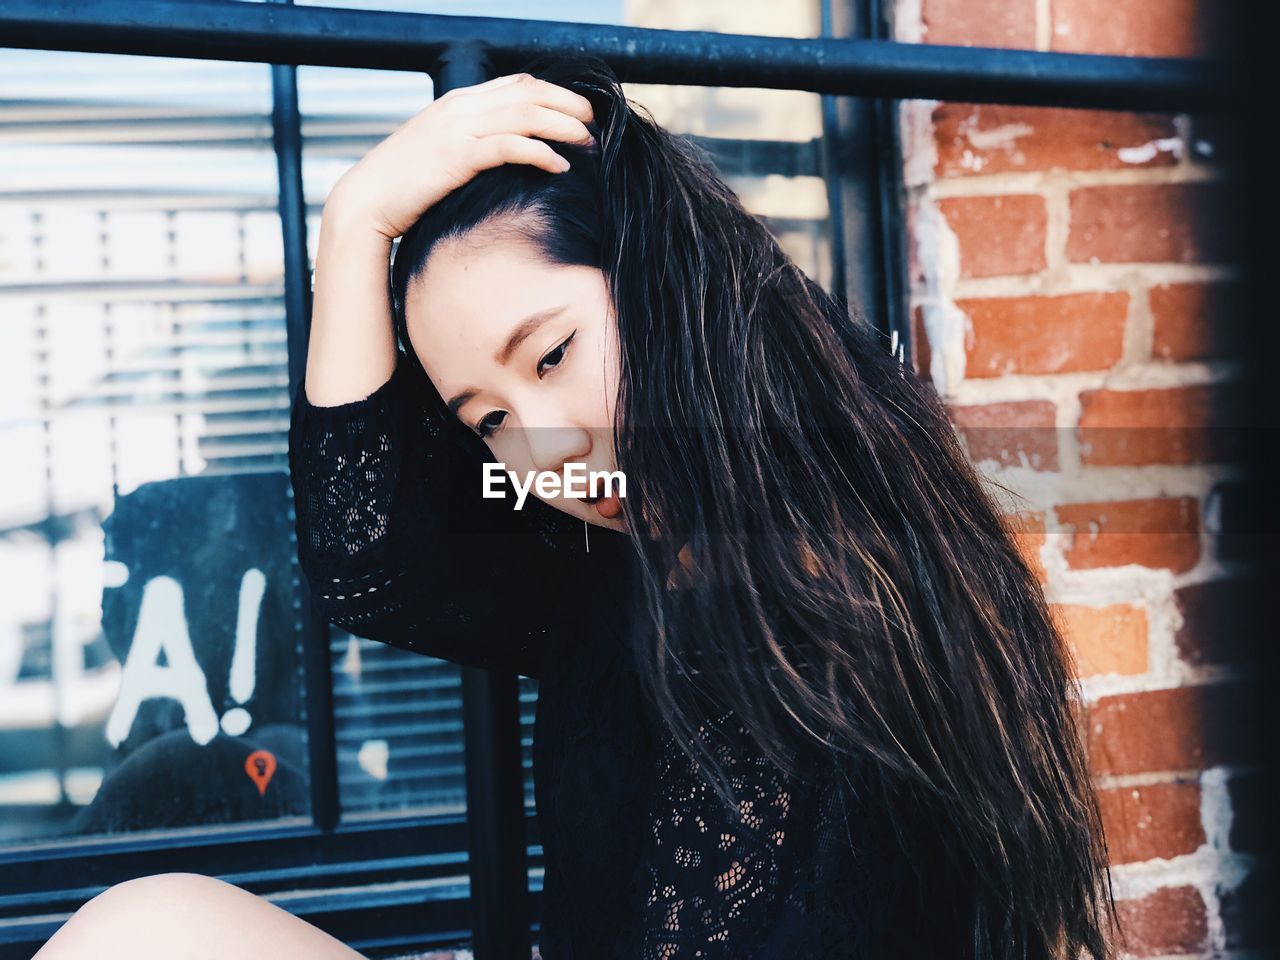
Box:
[1055,497,1200,573]
[1004,510,1047,584]
[933,103,1179,177]
[1068,181,1236,264]
[948,399,1058,471]
[1052,603,1148,678]
[1077,383,1245,466]
[960,291,1127,378]
[1150,281,1243,362]
[906,202,923,284]
[1051,0,1230,58]
[1097,780,1204,865]
[938,195,1047,278]
[1173,577,1253,667]
[1114,886,1208,957]
[922,0,1035,48]
[910,304,933,379]
[1087,683,1252,776]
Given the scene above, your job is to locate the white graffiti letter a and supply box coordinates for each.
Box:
[105,575,219,747]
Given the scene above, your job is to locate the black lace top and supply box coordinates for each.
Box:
[287,353,880,959]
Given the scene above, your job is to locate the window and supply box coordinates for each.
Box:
[0,50,312,845]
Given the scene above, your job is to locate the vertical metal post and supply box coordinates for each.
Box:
[868,0,912,359]
[269,0,340,835]
[437,43,532,960]
[820,0,911,357]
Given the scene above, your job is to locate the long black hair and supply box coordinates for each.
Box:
[391,53,1118,960]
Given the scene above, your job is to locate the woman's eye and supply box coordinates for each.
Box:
[475,411,506,438]
[474,332,574,438]
[537,331,575,377]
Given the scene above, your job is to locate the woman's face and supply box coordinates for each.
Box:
[404,228,627,532]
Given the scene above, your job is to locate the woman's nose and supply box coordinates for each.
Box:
[526,424,591,477]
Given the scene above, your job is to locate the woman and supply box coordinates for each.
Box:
[35,55,1118,960]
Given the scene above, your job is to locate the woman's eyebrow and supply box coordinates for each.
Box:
[446,303,570,416]
[447,389,478,418]
[495,303,569,364]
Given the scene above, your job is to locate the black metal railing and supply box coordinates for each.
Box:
[0,0,1220,110]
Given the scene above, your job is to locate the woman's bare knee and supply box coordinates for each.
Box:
[84,872,218,915]
[34,872,366,960]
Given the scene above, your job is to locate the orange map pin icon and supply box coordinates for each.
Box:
[245,749,277,796]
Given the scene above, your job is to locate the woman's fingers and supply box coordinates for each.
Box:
[447,72,595,128]
[469,132,574,175]
[469,100,596,147]
[328,72,596,240]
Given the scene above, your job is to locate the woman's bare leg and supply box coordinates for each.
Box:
[32,872,369,960]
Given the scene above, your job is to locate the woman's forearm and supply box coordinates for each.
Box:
[302,190,399,407]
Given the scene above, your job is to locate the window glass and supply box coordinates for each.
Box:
[0,49,310,845]
[291,0,817,38]
[293,0,625,25]
[623,0,831,289]
[293,65,480,821]
[330,631,468,816]
[621,80,834,289]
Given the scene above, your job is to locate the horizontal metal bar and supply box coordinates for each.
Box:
[0,0,1224,113]
[0,814,472,893]
[0,813,551,954]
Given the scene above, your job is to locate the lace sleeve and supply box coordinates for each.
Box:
[636,707,808,959]
[287,351,580,679]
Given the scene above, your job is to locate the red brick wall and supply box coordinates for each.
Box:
[896,1,1254,956]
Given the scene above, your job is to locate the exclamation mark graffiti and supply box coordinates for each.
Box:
[220,568,265,737]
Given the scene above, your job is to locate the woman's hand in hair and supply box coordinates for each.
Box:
[327,72,596,243]
[302,72,594,407]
